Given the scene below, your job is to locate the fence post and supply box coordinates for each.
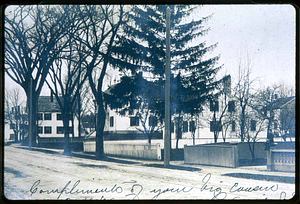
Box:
[267,149,273,171]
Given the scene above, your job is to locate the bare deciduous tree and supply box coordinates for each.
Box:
[234,52,256,142]
[75,5,137,159]
[134,100,164,144]
[5,5,80,146]
[45,32,88,154]
[4,88,26,142]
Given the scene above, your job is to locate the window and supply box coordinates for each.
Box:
[130,100,138,109]
[251,120,256,131]
[189,121,195,132]
[20,124,27,129]
[149,116,157,127]
[130,117,139,126]
[38,126,43,134]
[69,114,73,120]
[38,113,43,120]
[183,121,188,133]
[274,122,278,129]
[228,101,235,112]
[210,100,219,112]
[263,110,267,116]
[57,126,73,134]
[9,134,15,140]
[57,114,63,120]
[110,116,114,127]
[44,126,52,134]
[171,122,174,133]
[210,121,222,132]
[210,121,214,132]
[57,126,64,134]
[69,126,74,134]
[10,124,15,129]
[176,123,182,139]
[44,113,52,120]
[56,114,73,121]
[231,121,236,132]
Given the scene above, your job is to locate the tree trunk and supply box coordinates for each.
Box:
[247,141,255,163]
[214,132,218,143]
[175,117,181,149]
[148,134,152,144]
[31,96,38,146]
[192,132,195,145]
[252,142,255,161]
[213,111,218,143]
[71,118,74,138]
[240,119,245,142]
[63,114,71,155]
[78,79,81,138]
[95,101,106,159]
[78,114,81,138]
[14,123,19,142]
[27,91,38,147]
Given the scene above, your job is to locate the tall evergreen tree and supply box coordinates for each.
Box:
[106,5,222,145]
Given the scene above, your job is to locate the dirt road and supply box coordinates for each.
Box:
[3,144,295,200]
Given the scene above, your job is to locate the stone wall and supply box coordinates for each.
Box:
[184,142,268,167]
[184,143,239,167]
[84,141,162,160]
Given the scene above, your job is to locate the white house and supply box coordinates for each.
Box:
[37,96,79,141]
[103,105,163,140]
[101,74,272,144]
[263,96,295,140]
[4,120,15,143]
[102,99,240,142]
[102,74,242,142]
[102,76,240,142]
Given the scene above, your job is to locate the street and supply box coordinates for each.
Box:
[4,143,295,200]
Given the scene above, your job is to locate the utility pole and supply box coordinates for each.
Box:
[78,73,81,138]
[164,6,171,167]
[29,78,32,150]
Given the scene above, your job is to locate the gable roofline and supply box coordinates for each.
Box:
[264,96,295,111]
[38,96,61,113]
[280,97,295,109]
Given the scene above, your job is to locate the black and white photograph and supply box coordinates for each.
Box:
[3,4,296,200]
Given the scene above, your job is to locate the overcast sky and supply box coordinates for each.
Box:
[5,4,296,99]
[194,4,296,89]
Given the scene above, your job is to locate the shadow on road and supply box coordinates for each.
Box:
[16,146,62,155]
[143,163,202,172]
[4,167,28,178]
[73,162,109,169]
[222,173,295,184]
[15,146,202,172]
[17,146,142,165]
[71,152,141,165]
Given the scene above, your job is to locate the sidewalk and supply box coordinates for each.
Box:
[12,143,295,184]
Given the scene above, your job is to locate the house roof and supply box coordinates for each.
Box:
[264,96,295,110]
[38,96,61,112]
[82,121,95,128]
[103,84,118,95]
